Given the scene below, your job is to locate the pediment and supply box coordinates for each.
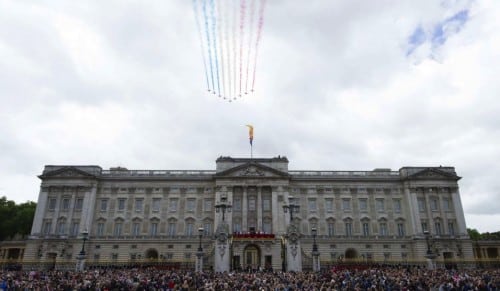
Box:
[39,166,96,179]
[406,168,460,181]
[215,162,289,178]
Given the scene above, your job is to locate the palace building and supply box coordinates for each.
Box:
[23,156,474,271]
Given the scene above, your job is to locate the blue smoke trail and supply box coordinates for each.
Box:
[210,0,221,96]
[202,0,215,92]
[192,0,210,92]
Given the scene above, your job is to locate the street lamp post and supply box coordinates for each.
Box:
[283,195,300,222]
[311,227,320,272]
[215,196,232,221]
[76,229,89,271]
[423,230,437,270]
[196,227,204,272]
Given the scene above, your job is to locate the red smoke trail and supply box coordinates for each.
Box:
[251,0,266,92]
[245,0,256,94]
[239,0,246,97]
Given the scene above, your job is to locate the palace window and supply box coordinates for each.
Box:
[379,222,388,236]
[359,199,367,211]
[185,222,194,236]
[48,198,57,210]
[132,222,141,236]
[325,199,334,212]
[397,222,405,237]
[150,222,158,236]
[57,220,66,235]
[263,219,272,234]
[152,198,161,212]
[233,222,241,233]
[97,222,105,237]
[42,221,51,235]
[421,220,428,232]
[75,198,83,211]
[248,197,256,211]
[168,221,177,236]
[393,199,402,213]
[71,221,79,237]
[376,199,385,212]
[203,222,212,236]
[117,199,126,211]
[418,198,426,212]
[342,199,351,211]
[169,199,178,212]
[435,221,442,235]
[114,222,123,236]
[186,199,196,212]
[263,198,271,211]
[327,221,335,237]
[308,199,317,212]
[135,199,143,212]
[233,198,241,211]
[62,198,70,211]
[443,198,452,211]
[344,221,352,237]
[430,198,439,211]
[100,199,108,212]
[362,222,370,236]
[448,221,455,235]
[204,199,212,212]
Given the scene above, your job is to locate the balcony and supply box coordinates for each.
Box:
[232,232,276,240]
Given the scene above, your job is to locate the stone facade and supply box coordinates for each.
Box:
[24,156,475,270]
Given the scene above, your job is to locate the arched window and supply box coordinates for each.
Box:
[56,217,67,235]
[167,218,177,237]
[361,218,370,237]
[326,218,336,237]
[185,218,195,236]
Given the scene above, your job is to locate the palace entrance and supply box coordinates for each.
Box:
[243,244,261,271]
[145,249,159,261]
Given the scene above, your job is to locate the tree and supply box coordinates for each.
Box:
[0,196,36,241]
[467,228,481,240]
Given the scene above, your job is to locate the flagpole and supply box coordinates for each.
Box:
[251,143,253,159]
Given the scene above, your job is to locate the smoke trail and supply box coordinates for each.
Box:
[202,0,215,92]
[192,0,211,92]
[239,0,246,97]
[224,0,232,100]
[251,0,266,92]
[244,0,256,94]
[232,0,238,99]
[210,0,221,96]
[217,0,226,98]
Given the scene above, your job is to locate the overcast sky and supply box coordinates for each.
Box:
[1,0,499,232]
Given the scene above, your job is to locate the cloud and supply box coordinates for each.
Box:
[0,0,499,233]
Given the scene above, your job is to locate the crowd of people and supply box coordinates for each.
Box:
[1,265,499,290]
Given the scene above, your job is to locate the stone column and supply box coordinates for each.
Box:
[404,186,420,236]
[31,187,49,236]
[81,184,98,233]
[242,187,248,231]
[271,186,279,234]
[451,188,467,236]
[257,187,262,232]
